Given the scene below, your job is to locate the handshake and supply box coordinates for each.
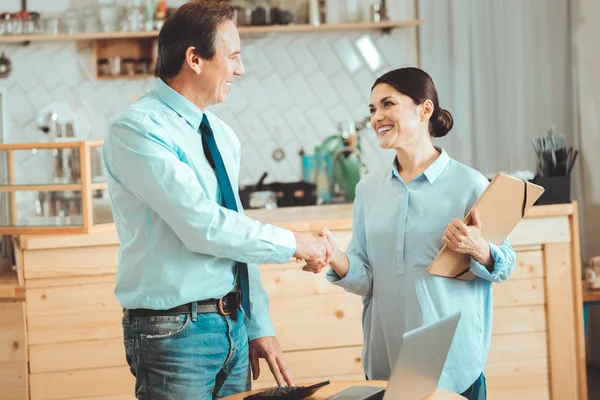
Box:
[293,229,336,274]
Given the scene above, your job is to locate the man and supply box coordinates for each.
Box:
[103,1,330,399]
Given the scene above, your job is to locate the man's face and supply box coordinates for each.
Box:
[201,20,245,105]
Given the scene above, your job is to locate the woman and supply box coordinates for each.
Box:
[304,67,515,400]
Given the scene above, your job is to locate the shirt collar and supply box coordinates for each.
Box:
[390,146,450,184]
[153,78,204,130]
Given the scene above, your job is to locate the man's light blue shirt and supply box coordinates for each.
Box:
[327,148,516,393]
[103,79,297,340]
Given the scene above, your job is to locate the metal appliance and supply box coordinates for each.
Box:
[0,88,13,273]
[0,88,7,225]
[0,235,13,274]
[35,102,83,223]
[311,118,369,203]
[37,102,81,183]
[239,172,318,210]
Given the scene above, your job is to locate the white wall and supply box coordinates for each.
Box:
[573,0,600,259]
[572,0,600,365]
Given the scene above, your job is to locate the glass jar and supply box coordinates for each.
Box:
[135,58,152,75]
[21,12,35,34]
[44,17,59,35]
[11,13,23,35]
[81,8,98,33]
[270,0,293,25]
[123,58,136,76]
[0,13,10,35]
[97,58,110,76]
[251,0,270,25]
[233,3,248,27]
[98,1,118,32]
[64,7,79,34]
[109,56,121,76]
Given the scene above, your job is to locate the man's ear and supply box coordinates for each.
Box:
[185,47,202,75]
[421,99,434,120]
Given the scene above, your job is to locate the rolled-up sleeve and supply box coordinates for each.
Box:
[469,237,516,282]
[327,185,373,297]
[104,116,296,265]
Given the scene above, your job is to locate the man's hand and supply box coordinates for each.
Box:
[442,208,493,268]
[293,231,332,266]
[303,229,336,274]
[249,336,294,387]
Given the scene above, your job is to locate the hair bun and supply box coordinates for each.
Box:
[431,108,453,138]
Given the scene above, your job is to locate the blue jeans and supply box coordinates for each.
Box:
[460,373,486,400]
[123,309,250,399]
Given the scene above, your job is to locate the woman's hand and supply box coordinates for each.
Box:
[442,208,494,268]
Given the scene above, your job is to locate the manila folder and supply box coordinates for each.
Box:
[426,173,545,280]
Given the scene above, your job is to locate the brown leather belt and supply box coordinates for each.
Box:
[125,291,241,318]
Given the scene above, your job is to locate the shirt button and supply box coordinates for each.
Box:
[399,237,404,242]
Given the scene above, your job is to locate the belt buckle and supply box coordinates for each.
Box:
[217,296,233,317]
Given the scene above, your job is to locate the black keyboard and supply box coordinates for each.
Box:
[244,381,330,399]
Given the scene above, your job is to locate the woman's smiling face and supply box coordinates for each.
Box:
[369,83,429,149]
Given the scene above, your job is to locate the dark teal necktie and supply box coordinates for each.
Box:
[199,114,251,319]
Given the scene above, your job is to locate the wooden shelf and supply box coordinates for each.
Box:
[0,183,82,193]
[90,182,108,190]
[96,74,154,80]
[0,30,158,44]
[0,20,422,44]
[238,20,422,33]
[0,140,103,150]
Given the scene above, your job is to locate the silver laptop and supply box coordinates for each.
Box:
[326,312,461,400]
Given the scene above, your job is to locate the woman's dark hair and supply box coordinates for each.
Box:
[155,0,235,80]
[372,67,453,138]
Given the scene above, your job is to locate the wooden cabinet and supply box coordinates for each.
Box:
[4,203,587,399]
[0,272,28,400]
[92,38,157,80]
[0,301,28,400]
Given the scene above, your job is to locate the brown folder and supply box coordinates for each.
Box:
[426,173,545,280]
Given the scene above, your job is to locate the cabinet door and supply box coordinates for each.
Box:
[0,301,28,400]
[487,250,550,400]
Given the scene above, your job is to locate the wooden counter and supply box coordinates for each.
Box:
[1,271,28,400]
[1,202,588,400]
[0,272,25,301]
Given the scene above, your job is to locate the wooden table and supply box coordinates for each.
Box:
[221,380,466,399]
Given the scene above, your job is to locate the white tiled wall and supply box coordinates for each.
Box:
[0,1,416,188]
[2,27,417,186]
